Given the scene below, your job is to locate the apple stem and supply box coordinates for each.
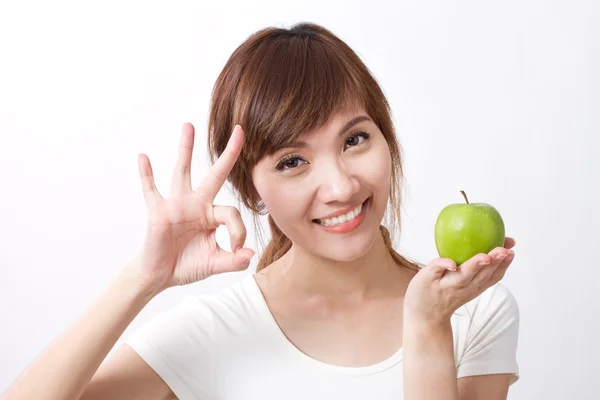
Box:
[460,190,470,204]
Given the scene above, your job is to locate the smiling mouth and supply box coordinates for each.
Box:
[312,198,370,227]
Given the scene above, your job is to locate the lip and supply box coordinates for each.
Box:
[313,199,368,221]
[313,198,369,234]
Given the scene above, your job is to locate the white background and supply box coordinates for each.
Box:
[1,1,598,398]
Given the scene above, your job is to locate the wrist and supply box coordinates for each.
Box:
[402,313,459,400]
[403,314,454,357]
[404,312,452,334]
[120,258,166,302]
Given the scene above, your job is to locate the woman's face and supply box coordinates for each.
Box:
[251,107,393,262]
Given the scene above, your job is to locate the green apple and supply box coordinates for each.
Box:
[434,191,505,266]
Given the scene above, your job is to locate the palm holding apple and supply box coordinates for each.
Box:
[404,191,516,323]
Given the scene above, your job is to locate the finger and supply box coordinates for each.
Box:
[488,249,515,286]
[211,247,255,275]
[138,153,164,208]
[422,258,457,281]
[444,253,493,287]
[197,125,244,201]
[213,205,247,253]
[504,237,516,249]
[170,123,195,197]
[489,246,510,262]
[471,247,511,288]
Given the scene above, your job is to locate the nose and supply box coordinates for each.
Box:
[316,159,360,204]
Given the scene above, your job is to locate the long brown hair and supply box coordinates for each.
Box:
[207,22,421,273]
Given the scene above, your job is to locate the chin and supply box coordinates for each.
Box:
[310,223,381,263]
[322,245,374,263]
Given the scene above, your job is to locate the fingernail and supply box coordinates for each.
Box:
[243,250,255,262]
[496,253,507,261]
[479,260,491,267]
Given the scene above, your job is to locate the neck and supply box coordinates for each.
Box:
[274,231,406,300]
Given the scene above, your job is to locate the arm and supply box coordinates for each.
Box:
[402,316,459,400]
[403,316,512,400]
[402,239,517,400]
[2,123,252,400]
[80,344,177,400]
[457,374,512,400]
[2,259,173,400]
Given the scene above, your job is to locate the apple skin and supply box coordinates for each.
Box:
[434,201,505,266]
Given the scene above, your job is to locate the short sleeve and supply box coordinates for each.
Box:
[456,283,520,384]
[124,295,216,399]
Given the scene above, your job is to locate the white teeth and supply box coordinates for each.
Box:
[317,203,363,227]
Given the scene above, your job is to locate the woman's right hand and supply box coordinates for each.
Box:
[131,123,254,294]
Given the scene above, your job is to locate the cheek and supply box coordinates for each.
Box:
[253,175,310,222]
[357,143,392,191]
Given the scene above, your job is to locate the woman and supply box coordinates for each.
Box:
[3,22,519,400]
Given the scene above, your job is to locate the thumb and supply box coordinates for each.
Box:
[212,248,255,275]
[423,258,457,280]
[232,248,255,270]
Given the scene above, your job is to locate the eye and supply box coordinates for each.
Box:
[345,131,370,149]
[276,154,306,171]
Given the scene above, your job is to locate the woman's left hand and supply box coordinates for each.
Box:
[404,237,516,324]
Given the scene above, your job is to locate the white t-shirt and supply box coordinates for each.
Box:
[125,273,520,399]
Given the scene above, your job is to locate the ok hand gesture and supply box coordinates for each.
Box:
[133,123,254,293]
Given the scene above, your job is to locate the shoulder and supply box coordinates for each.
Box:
[121,276,263,399]
[123,274,265,379]
[452,283,520,336]
[464,283,519,324]
[452,283,521,383]
[126,273,263,352]
[168,273,264,331]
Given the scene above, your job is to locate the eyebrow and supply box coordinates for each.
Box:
[282,115,372,150]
